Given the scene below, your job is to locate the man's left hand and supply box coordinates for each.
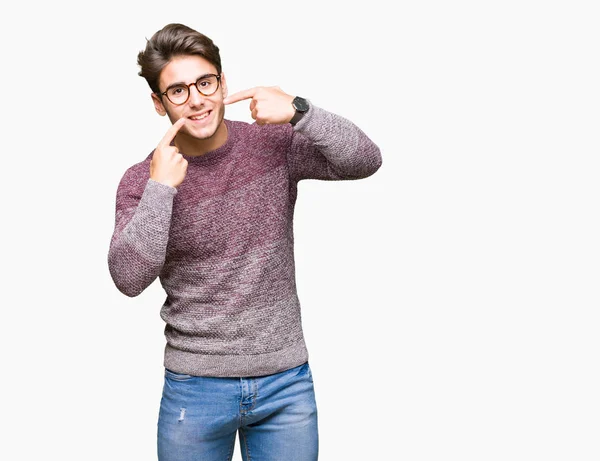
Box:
[224,86,295,125]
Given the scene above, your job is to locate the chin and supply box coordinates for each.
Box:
[189,125,219,140]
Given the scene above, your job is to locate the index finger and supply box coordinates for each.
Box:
[223,88,258,105]
[158,118,186,147]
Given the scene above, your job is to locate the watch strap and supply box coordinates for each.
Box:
[290,110,305,126]
[290,96,309,126]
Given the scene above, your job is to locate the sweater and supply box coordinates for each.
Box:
[108,104,382,377]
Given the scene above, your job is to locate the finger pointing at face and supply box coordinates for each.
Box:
[223,88,258,105]
[223,86,295,125]
[158,117,186,148]
[151,118,189,188]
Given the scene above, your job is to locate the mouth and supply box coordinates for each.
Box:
[188,110,212,123]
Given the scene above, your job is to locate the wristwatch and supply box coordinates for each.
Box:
[290,96,309,126]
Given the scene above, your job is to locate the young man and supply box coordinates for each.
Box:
[108,23,382,461]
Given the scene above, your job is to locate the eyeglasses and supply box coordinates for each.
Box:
[160,74,221,105]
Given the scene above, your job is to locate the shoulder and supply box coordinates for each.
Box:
[117,154,152,191]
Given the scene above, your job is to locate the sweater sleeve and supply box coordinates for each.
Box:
[107,172,177,297]
[286,103,382,182]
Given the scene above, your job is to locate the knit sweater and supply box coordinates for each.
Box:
[108,104,382,377]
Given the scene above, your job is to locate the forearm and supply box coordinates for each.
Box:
[292,104,382,180]
[108,179,176,297]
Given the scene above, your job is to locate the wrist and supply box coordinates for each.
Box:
[290,96,310,126]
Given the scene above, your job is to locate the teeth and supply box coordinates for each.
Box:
[190,112,209,120]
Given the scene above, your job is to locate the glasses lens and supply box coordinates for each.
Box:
[166,85,189,105]
[196,75,219,96]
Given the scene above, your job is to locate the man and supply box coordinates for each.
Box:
[108,23,382,461]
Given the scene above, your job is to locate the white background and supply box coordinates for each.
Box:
[2,0,599,460]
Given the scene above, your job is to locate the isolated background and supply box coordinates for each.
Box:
[2,0,599,460]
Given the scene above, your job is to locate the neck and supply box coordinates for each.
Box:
[174,121,228,157]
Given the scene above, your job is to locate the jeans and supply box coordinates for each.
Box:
[157,362,319,461]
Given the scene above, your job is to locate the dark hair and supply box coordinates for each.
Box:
[137,23,222,94]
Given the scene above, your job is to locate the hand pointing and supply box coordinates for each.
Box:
[150,118,188,188]
[224,86,295,125]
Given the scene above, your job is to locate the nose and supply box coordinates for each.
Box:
[188,84,205,107]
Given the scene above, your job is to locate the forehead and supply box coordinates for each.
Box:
[159,55,218,88]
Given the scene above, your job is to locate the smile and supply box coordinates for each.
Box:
[189,111,211,121]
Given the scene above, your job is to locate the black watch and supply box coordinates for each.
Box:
[290,96,309,126]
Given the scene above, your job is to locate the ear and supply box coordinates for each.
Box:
[151,92,167,116]
[220,72,228,99]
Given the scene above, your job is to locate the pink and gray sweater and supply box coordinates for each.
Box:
[108,104,382,377]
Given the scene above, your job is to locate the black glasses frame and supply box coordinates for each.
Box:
[160,74,222,106]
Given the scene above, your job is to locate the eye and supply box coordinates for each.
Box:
[168,86,186,96]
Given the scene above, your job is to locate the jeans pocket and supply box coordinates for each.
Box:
[165,368,194,381]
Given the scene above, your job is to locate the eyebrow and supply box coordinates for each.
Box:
[165,73,216,92]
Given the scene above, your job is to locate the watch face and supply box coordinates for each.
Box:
[293,97,309,112]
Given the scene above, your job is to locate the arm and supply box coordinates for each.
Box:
[108,118,188,297]
[223,86,381,183]
[287,102,382,182]
[107,175,177,297]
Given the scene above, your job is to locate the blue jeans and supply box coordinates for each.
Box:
[157,362,319,461]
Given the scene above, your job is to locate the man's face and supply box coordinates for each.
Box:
[151,55,228,142]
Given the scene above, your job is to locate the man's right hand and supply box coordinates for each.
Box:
[150,118,188,188]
